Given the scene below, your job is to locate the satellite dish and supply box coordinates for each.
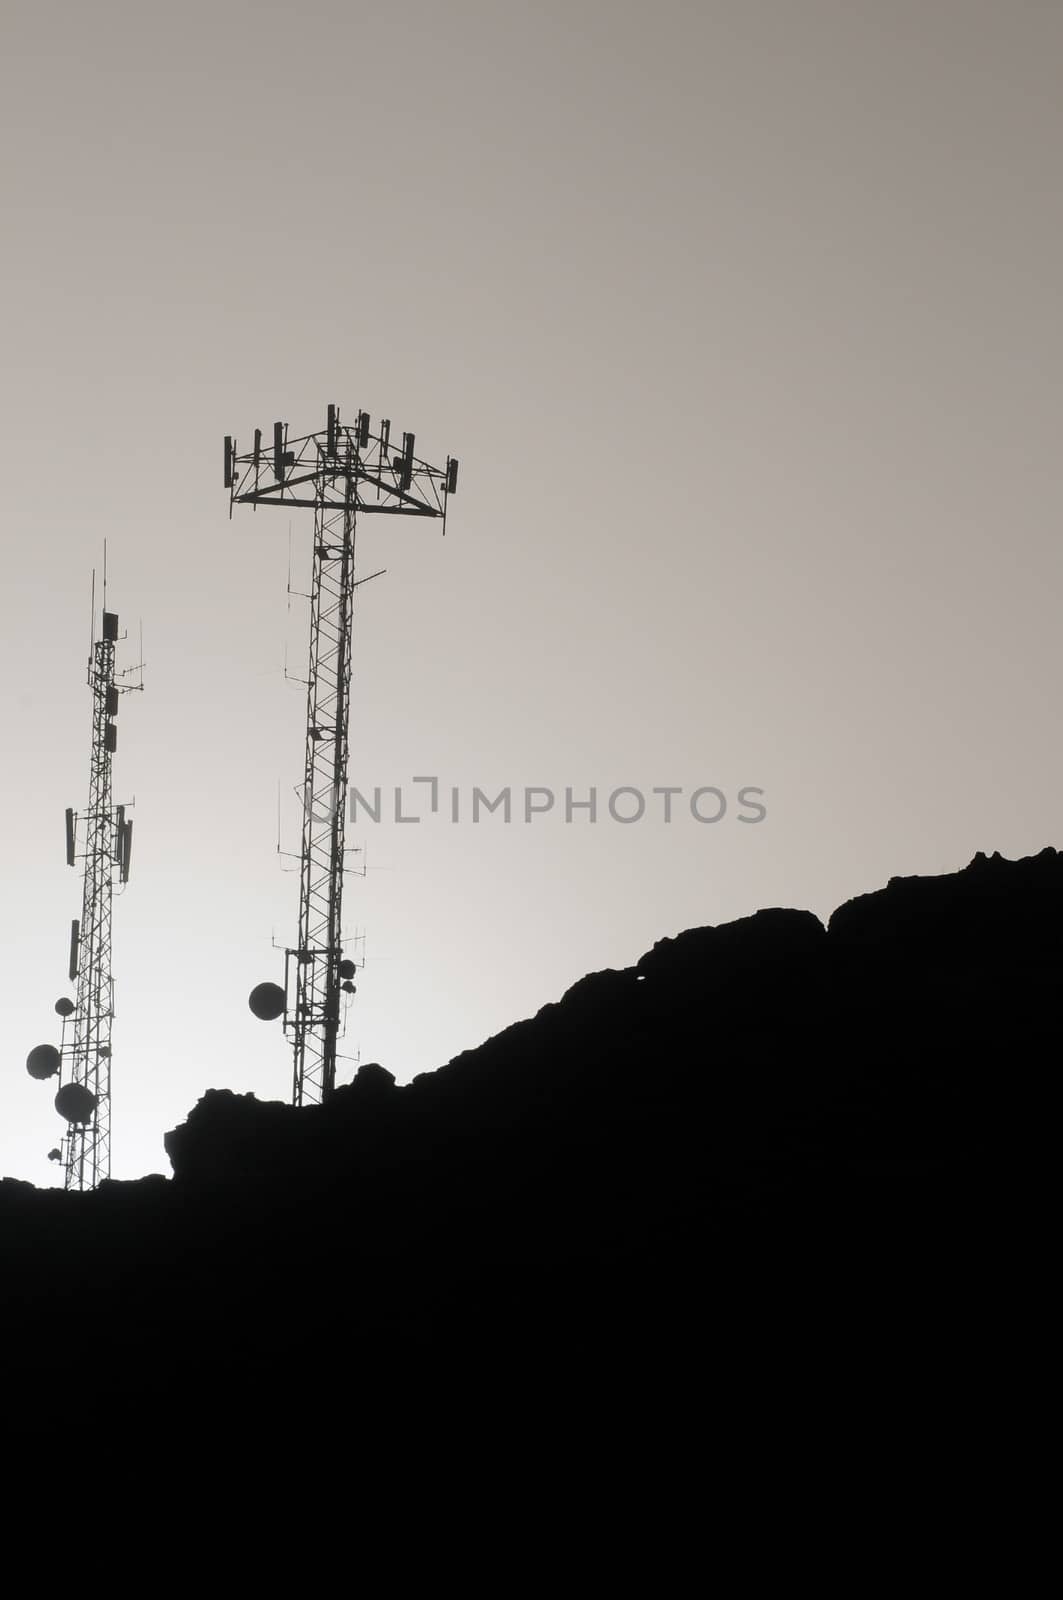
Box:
[47,1148,62,1162]
[54,998,75,1018]
[341,981,356,994]
[338,959,356,980]
[26,1044,61,1080]
[248,982,286,1022]
[55,1083,97,1124]
[99,1045,111,1058]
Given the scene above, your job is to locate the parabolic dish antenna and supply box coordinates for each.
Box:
[248,982,286,1022]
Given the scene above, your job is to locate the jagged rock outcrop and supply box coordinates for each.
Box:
[1,848,1053,1422]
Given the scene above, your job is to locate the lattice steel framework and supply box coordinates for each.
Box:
[59,611,138,1190]
[225,405,458,1106]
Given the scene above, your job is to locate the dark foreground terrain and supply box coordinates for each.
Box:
[1,849,1052,1440]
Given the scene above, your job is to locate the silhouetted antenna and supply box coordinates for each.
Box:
[25,571,143,1190]
[400,431,415,490]
[224,400,459,1106]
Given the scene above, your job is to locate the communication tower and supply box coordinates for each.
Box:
[26,577,142,1189]
[225,406,458,1107]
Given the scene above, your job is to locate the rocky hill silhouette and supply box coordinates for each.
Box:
[2,847,1052,1432]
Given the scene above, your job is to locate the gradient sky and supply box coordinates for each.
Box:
[2,0,1060,1183]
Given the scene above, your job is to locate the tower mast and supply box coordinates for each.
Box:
[225,405,458,1106]
[26,586,140,1189]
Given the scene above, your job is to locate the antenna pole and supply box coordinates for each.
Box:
[66,613,119,1188]
[227,404,458,1105]
[27,584,142,1189]
[288,442,357,1100]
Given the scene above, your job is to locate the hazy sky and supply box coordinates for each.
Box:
[2,0,1060,1183]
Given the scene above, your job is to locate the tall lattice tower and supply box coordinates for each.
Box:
[26,589,141,1190]
[224,405,458,1107]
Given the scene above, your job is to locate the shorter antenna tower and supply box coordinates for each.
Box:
[25,573,142,1190]
[224,403,459,1106]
